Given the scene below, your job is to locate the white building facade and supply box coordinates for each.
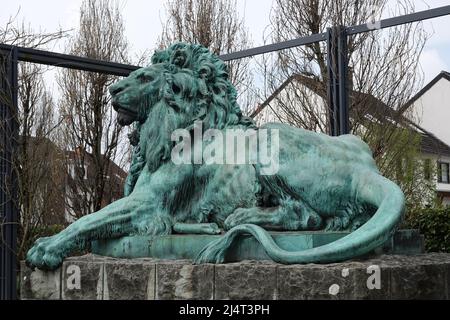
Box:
[405,71,450,205]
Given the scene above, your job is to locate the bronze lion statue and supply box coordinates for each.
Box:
[26,43,404,270]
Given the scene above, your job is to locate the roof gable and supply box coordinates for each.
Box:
[251,74,399,122]
[399,71,450,114]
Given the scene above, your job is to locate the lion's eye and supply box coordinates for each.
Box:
[137,74,154,83]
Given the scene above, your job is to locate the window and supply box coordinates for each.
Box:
[424,158,431,181]
[83,164,88,180]
[69,163,75,179]
[438,161,450,184]
[395,158,414,181]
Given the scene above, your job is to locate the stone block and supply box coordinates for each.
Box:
[447,263,450,300]
[20,253,450,300]
[156,260,214,300]
[350,261,390,299]
[392,230,424,254]
[20,261,61,300]
[103,259,156,300]
[61,256,104,300]
[277,262,364,300]
[390,263,447,300]
[215,261,277,300]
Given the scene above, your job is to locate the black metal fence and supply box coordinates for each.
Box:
[0,47,18,301]
[1,4,450,300]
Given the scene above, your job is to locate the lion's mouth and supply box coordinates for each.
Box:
[112,101,138,126]
[117,112,136,126]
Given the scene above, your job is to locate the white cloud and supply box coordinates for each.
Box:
[419,49,449,83]
[411,1,450,46]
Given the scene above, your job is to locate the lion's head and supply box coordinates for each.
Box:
[110,42,255,172]
[109,63,168,126]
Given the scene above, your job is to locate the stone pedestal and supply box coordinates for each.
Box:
[21,253,450,300]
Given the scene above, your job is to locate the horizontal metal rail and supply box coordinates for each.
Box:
[219,4,450,61]
[347,5,450,34]
[3,4,450,67]
[0,44,140,76]
[218,33,327,61]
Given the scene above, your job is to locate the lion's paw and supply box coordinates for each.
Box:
[26,236,64,271]
[325,216,346,231]
[202,223,221,235]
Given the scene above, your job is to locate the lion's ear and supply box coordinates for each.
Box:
[151,49,169,64]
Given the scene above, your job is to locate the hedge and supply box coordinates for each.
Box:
[405,207,450,253]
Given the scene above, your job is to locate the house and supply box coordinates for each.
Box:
[18,136,128,225]
[17,136,67,226]
[64,146,128,222]
[251,73,450,206]
[401,71,450,205]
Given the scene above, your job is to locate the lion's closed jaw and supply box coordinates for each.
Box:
[117,112,136,126]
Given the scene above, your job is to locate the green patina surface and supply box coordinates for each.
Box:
[26,42,406,271]
[91,229,422,261]
[91,232,347,260]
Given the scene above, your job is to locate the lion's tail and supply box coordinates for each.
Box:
[194,171,405,264]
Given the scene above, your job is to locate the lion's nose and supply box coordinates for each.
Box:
[109,83,125,95]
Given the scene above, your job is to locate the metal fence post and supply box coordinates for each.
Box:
[338,26,349,135]
[0,46,19,300]
[327,27,339,136]
[327,26,349,136]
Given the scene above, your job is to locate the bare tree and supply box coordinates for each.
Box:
[253,0,434,208]
[16,70,67,258]
[0,12,67,47]
[57,0,130,219]
[159,0,255,112]
[266,1,427,127]
[1,19,68,259]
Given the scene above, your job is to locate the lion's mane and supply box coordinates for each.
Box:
[125,42,255,192]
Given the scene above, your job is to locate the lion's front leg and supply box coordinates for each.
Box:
[26,163,193,270]
[26,196,150,270]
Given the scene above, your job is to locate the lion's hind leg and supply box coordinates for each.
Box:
[224,198,323,231]
[323,202,370,231]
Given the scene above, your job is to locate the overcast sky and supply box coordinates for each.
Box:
[1,0,450,85]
